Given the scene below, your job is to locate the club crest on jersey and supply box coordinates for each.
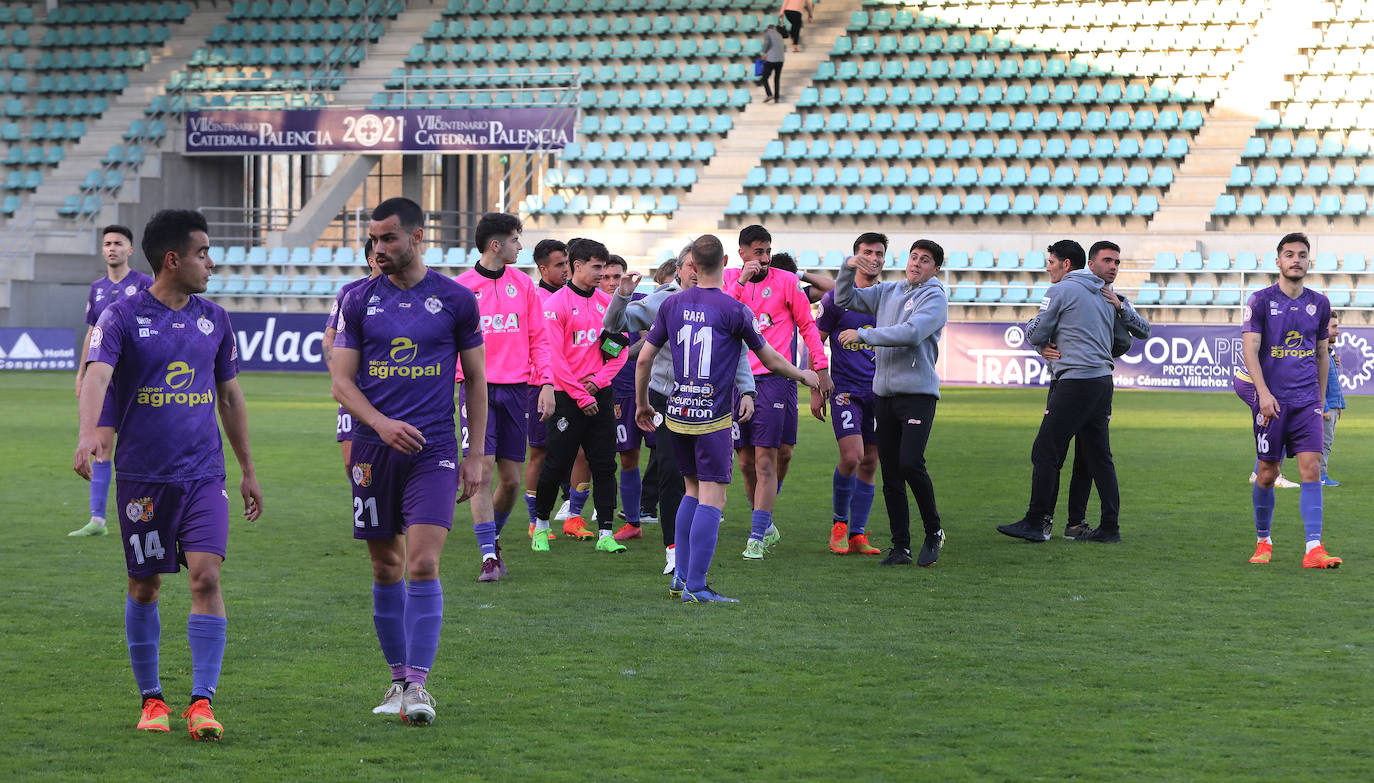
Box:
[438,459,456,470]
[89,327,103,347]
[196,316,214,335]
[352,463,373,487]
[425,296,442,314]
[762,287,772,298]
[125,497,154,523]
[1256,412,1266,426]
[1243,305,1252,322]
[834,392,851,405]
[614,403,622,418]
[596,303,605,313]
[506,284,517,298]
[1306,303,1317,316]
[904,300,914,311]
[653,412,664,427]
[125,285,137,296]
[556,416,569,432]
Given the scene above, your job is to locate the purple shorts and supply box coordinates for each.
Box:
[116,477,229,578]
[735,374,798,450]
[459,383,529,462]
[97,385,118,429]
[349,439,458,540]
[1235,373,1324,459]
[830,389,876,445]
[614,393,656,452]
[673,426,735,483]
[336,404,354,443]
[526,383,548,448]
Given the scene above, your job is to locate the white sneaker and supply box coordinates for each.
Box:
[554,499,571,522]
[590,508,598,522]
[663,546,676,575]
[640,513,659,525]
[372,682,403,715]
[1248,472,1257,484]
[1275,474,1299,488]
[401,684,436,725]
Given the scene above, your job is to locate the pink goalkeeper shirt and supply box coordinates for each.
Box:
[542,282,628,407]
[723,266,828,375]
[455,263,552,385]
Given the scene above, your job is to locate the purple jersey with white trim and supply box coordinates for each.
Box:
[1242,284,1330,404]
[87,291,238,482]
[646,286,764,435]
[334,269,483,446]
[86,270,153,326]
[611,291,647,395]
[814,290,875,393]
[325,274,372,332]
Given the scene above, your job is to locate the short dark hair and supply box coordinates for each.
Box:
[371,197,424,230]
[770,252,797,274]
[102,224,133,243]
[909,239,945,268]
[653,259,677,283]
[533,238,566,265]
[692,235,725,273]
[1277,232,1310,252]
[474,212,521,255]
[567,237,609,265]
[363,238,374,260]
[605,254,627,271]
[853,232,888,254]
[1088,240,1120,261]
[141,209,208,275]
[1046,239,1086,270]
[738,224,771,248]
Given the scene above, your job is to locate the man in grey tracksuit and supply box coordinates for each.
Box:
[604,243,754,577]
[998,239,1124,544]
[835,239,949,566]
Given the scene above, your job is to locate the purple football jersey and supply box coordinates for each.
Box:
[86,270,153,327]
[334,269,483,445]
[646,286,764,434]
[87,291,239,482]
[1242,284,1331,404]
[325,274,372,332]
[610,291,647,395]
[814,290,876,394]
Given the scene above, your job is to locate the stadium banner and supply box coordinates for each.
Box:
[941,321,1374,396]
[0,327,77,370]
[230,312,328,372]
[184,107,577,154]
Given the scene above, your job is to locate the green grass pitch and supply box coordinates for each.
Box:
[3,370,1371,781]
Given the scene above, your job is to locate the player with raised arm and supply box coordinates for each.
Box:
[723,224,833,560]
[73,209,263,739]
[531,238,628,550]
[456,213,553,581]
[524,239,568,540]
[330,197,493,725]
[813,233,884,556]
[636,235,820,602]
[70,224,153,537]
[322,239,379,468]
[1238,232,1340,568]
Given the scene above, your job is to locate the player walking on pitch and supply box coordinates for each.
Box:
[1237,233,1341,568]
[74,209,263,739]
[330,198,494,725]
[636,235,819,602]
[524,239,568,539]
[71,224,153,537]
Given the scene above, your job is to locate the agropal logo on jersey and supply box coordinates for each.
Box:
[135,361,214,408]
[367,336,442,379]
[1269,330,1314,360]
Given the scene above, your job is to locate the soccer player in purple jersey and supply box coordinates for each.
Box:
[600,256,659,543]
[524,239,569,538]
[637,235,819,602]
[323,239,379,468]
[73,209,263,740]
[1239,232,1341,569]
[70,224,154,537]
[330,198,494,725]
[812,233,884,557]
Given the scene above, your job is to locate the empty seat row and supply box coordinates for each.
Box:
[798,86,1206,120]
[726,192,1159,218]
[545,167,698,190]
[948,283,1052,305]
[407,37,763,64]
[387,63,749,90]
[3,147,66,166]
[745,163,1174,190]
[144,92,328,114]
[8,97,111,118]
[1214,192,1374,217]
[762,134,1189,161]
[369,89,565,109]
[816,57,1201,100]
[24,73,131,95]
[579,88,751,110]
[2,122,88,141]
[187,43,371,68]
[37,26,170,48]
[580,113,732,137]
[29,49,152,71]
[1242,135,1374,158]
[441,0,770,17]
[425,13,764,39]
[45,2,188,25]
[211,246,363,268]
[209,22,374,43]
[1,170,43,190]
[1154,250,1373,272]
[1228,163,1374,187]
[526,193,679,217]
[229,0,395,19]
[561,140,713,163]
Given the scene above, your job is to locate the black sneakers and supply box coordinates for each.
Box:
[996,517,1052,542]
[1075,526,1122,543]
[879,548,913,565]
[1063,521,1091,540]
[916,530,944,567]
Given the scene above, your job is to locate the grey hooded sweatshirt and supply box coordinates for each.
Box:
[834,262,948,398]
[604,281,754,398]
[1026,268,1114,379]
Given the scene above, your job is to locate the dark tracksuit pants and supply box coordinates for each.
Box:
[875,393,941,551]
[646,389,683,548]
[1026,375,1119,528]
[536,388,617,529]
[1050,380,1115,526]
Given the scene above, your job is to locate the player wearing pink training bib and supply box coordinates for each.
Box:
[523,239,569,540]
[532,238,630,552]
[455,213,555,583]
[722,224,833,560]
